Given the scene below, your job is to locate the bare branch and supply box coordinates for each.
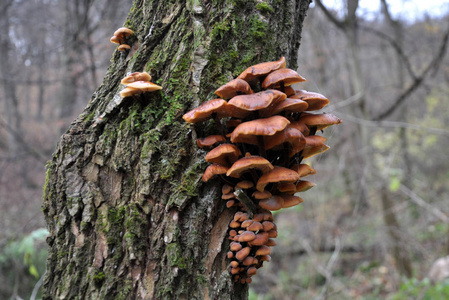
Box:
[373,22,449,120]
[314,0,345,30]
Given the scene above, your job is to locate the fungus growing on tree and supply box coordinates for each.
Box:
[119,72,162,98]
[182,57,341,284]
[110,27,134,52]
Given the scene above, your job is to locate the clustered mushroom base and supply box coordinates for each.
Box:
[183,57,341,284]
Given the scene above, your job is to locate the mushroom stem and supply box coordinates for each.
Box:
[257,135,267,158]
[234,188,257,218]
[212,113,226,136]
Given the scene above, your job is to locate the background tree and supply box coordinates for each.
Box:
[42,1,311,299]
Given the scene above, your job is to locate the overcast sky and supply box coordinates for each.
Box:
[317,0,449,21]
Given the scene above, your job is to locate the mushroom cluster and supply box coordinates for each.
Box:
[119,71,162,98]
[183,57,341,284]
[110,27,134,51]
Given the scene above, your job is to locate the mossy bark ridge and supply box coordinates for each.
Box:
[42,0,311,299]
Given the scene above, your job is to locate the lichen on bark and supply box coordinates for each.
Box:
[42,0,311,299]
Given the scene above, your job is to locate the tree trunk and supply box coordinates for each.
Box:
[42,1,311,299]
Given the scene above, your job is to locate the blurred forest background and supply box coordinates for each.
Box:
[0,0,448,299]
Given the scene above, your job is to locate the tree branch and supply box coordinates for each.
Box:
[314,0,345,30]
[373,22,449,121]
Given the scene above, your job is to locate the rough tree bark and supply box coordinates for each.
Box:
[42,1,310,299]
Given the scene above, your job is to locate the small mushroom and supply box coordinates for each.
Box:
[197,135,226,149]
[258,196,284,211]
[230,115,291,145]
[290,90,330,111]
[226,155,274,178]
[202,164,228,182]
[121,72,152,85]
[302,136,329,159]
[182,99,230,123]
[290,164,316,177]
[295,180,316,192]
[298,112,342,131]
[118,44,131,51]
[280,195,303,208]
[205,144,242,167]
[261,68,306,89]
[227,90,286,118]
[237,56,286,85]
[215,78,254,100]
[256,166,300,192]
[236,247,251,261]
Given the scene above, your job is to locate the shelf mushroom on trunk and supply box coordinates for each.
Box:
[182,57,342,284]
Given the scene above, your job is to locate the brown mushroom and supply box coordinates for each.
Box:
[118,44,131,51]
[236,180,254,189]
[295,180,316,192]
[299,112,342,131]
[256,166,300,191]
[182,99,230,123]
[255,245,271,256]
[238,231,256,242]
[227,155,274,178]
[230,242,243,252]
[302,136,329,158]
[202,164,228,182]
[281,195,303,208]
[290,90,330,111]
[248,232,269,246]
[261,68,306,89]
[259,98,308,117]
[205,143,242,167]
[230,115,291,145]
[258,196,284,211]
[237,57,286,84]
[113,27,134,43]
[290,164,316,177]
[236,247,251,261]
[252,190,272,200]
[197,135,226,149]
[215,78,254,100]
[247,221,263,232]
[264,127,306,157]
[227,89,287,118]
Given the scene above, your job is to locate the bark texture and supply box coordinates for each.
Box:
[42,1,310,299]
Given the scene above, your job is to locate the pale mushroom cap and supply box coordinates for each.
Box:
[261,68,306,89]
[215,78,254,100]
[256,166,300,191]
[126,80,162,92]
[295,180,316,192]
[120,86,141,98]
[113,27,134,38]
[110,35,120,44]
[237,56,286,83]
[118,44,131,51]
[202,164,228,182]
[121,72,152,85]
[230,115,290,144]
[226,155,274,178]
[182,99,229,123]
[290,164,317,177]
[205,143,242,167]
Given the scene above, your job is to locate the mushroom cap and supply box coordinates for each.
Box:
[290,164,317,177]
[230,242,243,251]
[277,182,297,194]
[197,135,226,148]
[121,72,152,85]
[237,56,286,83]
[215,78,254,100]
[247,221,263,232]
[227,90,287,118]
[281,195,303,208]
[226,155,274,178]
[262,221,275,232]
[202,164,228,182]
[205,143,242,167]
[290,90,330,111]
[126,81,162,92]
[120,87,141,98]
[261,68,306,89]
[289,120,310,136]
[241,220,254,228]
[113,27,134,38]
[222,184,234,194]
[118,44,131,51]
[230,115,291,144]
[295,180,316,192]
[110,36,121,44]
[302,135,329,158]
[182,99,229,123]
[238,231,256,242]
[255,245,271,256]
[264,127,306,157]
[252,190,272,200]
[259,98,308,117]
[282,86,296,97]
[256,166,300,191]
[299,113,342,131]
[258,196,284,211]
[236,247,251,261]
[248,232,269,246]
[222,192,235,200]
[236,180,254,189]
